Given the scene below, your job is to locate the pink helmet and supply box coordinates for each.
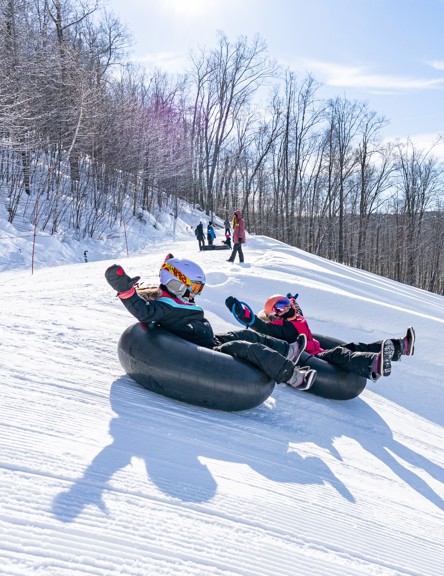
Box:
[264,294,291,316]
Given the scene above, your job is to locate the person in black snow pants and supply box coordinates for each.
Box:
[207,222,216,246]
[195,222,205,251]
[225,293,415,381]
[222,231,232,249]
[227,210,246,263]
[105,255,317,391]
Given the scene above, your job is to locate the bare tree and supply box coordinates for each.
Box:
[187,32,277,217]
[325,97,367,262]
[393,139,443,286]
[354,110,393,269]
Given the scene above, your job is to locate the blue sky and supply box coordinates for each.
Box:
[106,0,444,157]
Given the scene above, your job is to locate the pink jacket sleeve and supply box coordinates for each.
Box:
[235,218,246,243]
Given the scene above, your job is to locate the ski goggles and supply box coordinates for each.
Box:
[272,297,292,314]
[161,261,205,295]
[190,281,205,295]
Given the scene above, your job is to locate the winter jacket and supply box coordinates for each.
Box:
[195,223,205,240]
[207,224,216,239]
[232,210,246,244]
[250,311,323,355]
[120,286,216,348]
[115,284,297,384]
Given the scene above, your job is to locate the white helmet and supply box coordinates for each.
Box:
[159,258,206,297]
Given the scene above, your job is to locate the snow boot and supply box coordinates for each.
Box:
[286,334,307,364]
[285,366,317,391]
[370,339,394,380]
[391,327,415,361]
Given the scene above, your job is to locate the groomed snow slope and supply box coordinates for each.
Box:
[1,235,443,576]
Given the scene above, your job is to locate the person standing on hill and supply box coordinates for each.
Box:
[227,210,246,263]
[207,221,216,246]
[195,221,205,251]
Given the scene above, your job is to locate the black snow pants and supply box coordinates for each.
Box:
[214,329,293,383]
[227,242,244,262]
[317,340,383,379]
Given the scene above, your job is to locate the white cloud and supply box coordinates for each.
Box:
[427,60,444,71]
[296,59,444,91]
[161,0,219,19]
[409,133,444,161]
[131,52,189,74]
[384,132,444,162]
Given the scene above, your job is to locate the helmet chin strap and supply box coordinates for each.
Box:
[174,288,195,303]
[183,288,194,302]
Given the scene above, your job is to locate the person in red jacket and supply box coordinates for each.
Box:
[225,293,415,382]
[227,210,246,263]
[105,256,316,390]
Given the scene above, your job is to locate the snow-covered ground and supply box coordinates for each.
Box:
[1,211,443,575]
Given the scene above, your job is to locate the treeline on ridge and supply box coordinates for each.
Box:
[1,0,443,293]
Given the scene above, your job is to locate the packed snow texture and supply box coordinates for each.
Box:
[0,207,443,575]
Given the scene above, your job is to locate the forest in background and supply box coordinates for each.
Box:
[1,0,443,294]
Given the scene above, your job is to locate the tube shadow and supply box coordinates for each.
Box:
[53,378,354,522]
[279,390,444,511]
[53,378,443,523]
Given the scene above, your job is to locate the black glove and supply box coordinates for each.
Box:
[105,264,140,293]
[225,296,253,324]
[286,292,303,315]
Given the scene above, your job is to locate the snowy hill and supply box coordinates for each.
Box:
[1,231,443,576]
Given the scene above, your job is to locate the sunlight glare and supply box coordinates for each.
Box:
[163,0,215,18]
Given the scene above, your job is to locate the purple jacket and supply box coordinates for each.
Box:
[232,210,246,244]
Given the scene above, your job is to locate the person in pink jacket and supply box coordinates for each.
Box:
[227,210,246,263]
[225,293,415,382]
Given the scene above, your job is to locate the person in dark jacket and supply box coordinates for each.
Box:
[195,221,205,251]
[225,293,415,381]
[105,256,316,390]
[222,230,232,249]
[207,222,216,246]
[227,210,246,263]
